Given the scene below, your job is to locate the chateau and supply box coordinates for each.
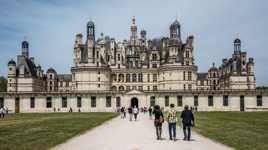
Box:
[1,17,267,113]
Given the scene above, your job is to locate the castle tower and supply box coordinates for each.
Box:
[87,20,95,63]
[168,19,181,64]
[7,59,17,92]
[22,40,29,58]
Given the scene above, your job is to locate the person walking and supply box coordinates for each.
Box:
[167,104,177,141]
[120,107,125,119]
[180,105,195,141]
[128,107,133,121]
[123,107,126,119]
[153,105,164,140]
[0,107,3,118]
[149,106,153,119]
[133,106,139,121]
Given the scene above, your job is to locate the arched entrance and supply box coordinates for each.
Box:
[131,97,139,108]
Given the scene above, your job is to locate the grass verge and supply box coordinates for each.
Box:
[0,112,118,150]
[192,112,268,150]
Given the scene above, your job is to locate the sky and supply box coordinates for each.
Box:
[0,0,267,86]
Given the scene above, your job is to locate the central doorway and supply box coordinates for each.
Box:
[131,97,139,108]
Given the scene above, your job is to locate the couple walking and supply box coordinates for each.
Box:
[153,104,194,141]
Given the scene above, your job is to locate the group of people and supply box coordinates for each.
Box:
[153,104,194,141]
[120,106,140,121]
[0,106,8,118]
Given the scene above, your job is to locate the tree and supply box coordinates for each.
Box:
[0,76,7,92]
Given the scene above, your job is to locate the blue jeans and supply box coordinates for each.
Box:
[183,124,191,140]
[168,122,176,139]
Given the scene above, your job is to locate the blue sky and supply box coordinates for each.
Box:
[0,0,267,86]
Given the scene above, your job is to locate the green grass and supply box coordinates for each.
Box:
[192,112,268,150]
[0,112,118,150]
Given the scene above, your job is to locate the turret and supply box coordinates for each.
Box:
[74,34,83,66]
[140,29,146,47]
[87,20,95,63]
[169,19,181,40]
[22,40,29,58]
[7,59,17,92]
[234,38,241,54]
[130,16,138,45]
[247,57,254,75]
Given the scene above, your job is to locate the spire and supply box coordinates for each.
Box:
[132,16,136,26]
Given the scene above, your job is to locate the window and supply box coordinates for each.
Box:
[77,97,82,108]
[186,51,189,58]
[188,84,192,90]
[223,95,229,106]
[194,96,198,106]
[0,97,3,108]
[66,82,69,87]
[153,74,157,82]
[91,96,96,107]
[118,64,120,69]
[177,96,182,107]
[106,96,111,107]
[257,95,263,106]
[30,97,35,108]
[138,86,143,91]
[165,96,169,107]
[126,86,130,91]
[186,61,189,66]
[46,97,52,108]
[98,84,100,88]
[132,74,137,82]
[126,74,130,82]
[62,97,67,108]
[147,86,150,91]
[147,74,150,82]
[150,96,156,106]
[153,86,157,91]
[183,71,186,80]
[118,54,120,61]
[138,73,143,82]
[116,97,121,107]
[152,53,157,61]
[208,95,213,106]
[188,72,192,81]
[49,74,52,79]
[183,84,186,90]
[152,64,157,68]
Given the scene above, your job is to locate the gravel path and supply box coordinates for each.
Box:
[52,113,232,150]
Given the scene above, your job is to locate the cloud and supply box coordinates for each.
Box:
[0,0,267,85]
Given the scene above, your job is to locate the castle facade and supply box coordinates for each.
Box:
[1,17,267,113]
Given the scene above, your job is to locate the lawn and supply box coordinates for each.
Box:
[192,112,268,150]
[0,112,118,150]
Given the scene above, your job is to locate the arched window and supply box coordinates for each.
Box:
[118,74,124,82]
[111,86,117,91]
[111,74,117,81]
[119,86,125,91]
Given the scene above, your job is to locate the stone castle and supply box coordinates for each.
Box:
[1,17,266,113]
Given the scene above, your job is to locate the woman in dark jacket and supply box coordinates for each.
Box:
[153,105,164,140]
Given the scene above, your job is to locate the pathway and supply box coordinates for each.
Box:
[52,113,232,150]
